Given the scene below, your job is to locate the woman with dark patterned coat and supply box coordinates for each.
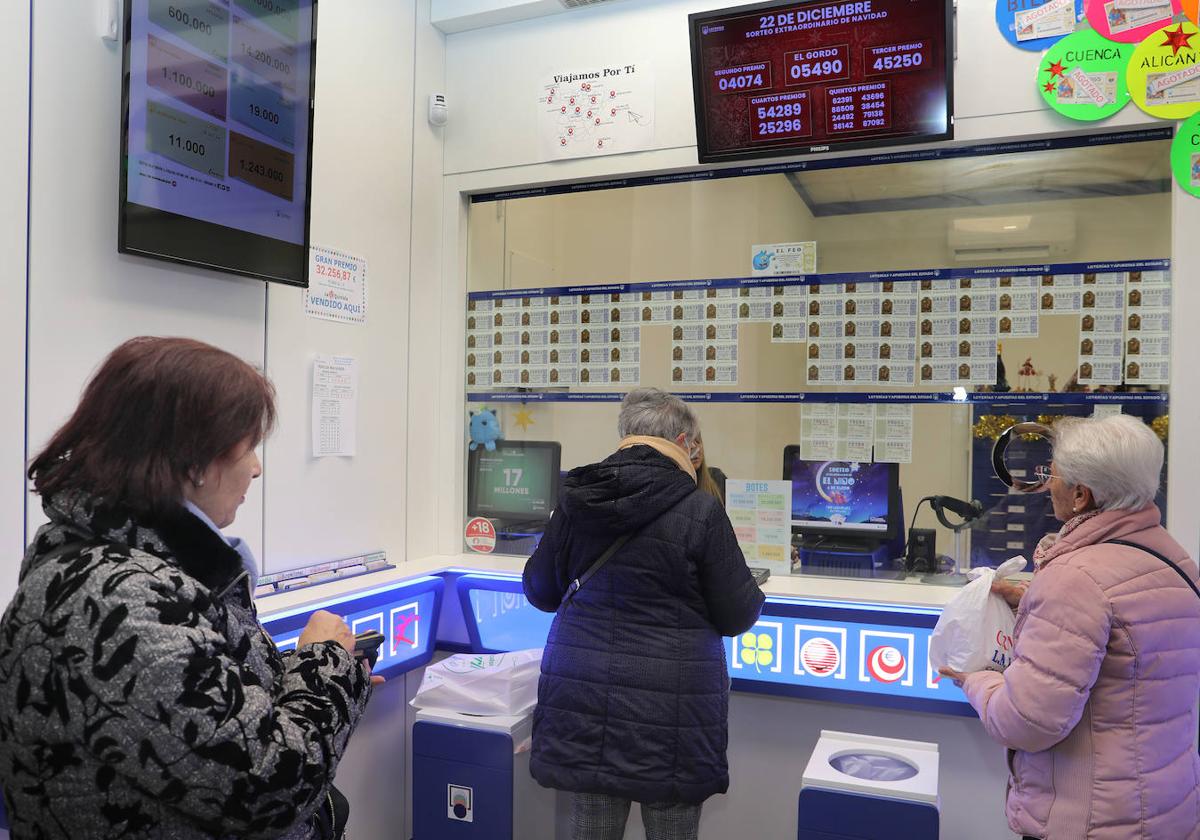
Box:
[0,337,374,839]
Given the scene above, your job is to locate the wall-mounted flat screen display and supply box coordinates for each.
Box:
[689,0,953,163]
[783,450,899,540]
[120,0,317,286]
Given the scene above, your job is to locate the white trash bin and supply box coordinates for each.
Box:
[797,730,939,840]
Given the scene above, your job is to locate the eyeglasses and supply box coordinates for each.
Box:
[1033,465,1053,483]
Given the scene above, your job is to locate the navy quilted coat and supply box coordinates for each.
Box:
[523,445,765,805]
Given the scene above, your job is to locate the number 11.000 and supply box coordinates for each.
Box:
[168,133,206,156]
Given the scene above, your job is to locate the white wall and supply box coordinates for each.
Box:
[0,3,30,612]
[260,0,417,574]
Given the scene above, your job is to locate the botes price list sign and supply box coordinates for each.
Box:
[689,0,953,162]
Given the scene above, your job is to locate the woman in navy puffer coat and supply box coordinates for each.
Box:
[524,388,764,840]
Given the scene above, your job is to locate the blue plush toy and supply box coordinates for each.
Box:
[469,408,502,451]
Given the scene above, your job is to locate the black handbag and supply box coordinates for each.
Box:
[311,785,350,840]
[560,532,634,609]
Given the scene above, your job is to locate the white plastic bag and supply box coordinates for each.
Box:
[929,556,1026,674]
[410,649,542,716]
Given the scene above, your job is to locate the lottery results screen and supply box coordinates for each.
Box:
[119,0,317,285]
[689,0,953,162]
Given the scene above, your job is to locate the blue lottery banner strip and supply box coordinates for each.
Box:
[262,576,444,679]
[467,391,1168,405]
[465,258,1170,301]
[469,128,1170,204]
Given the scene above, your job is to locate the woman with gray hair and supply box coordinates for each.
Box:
[940,414,1200,840]
[524,388,764,840]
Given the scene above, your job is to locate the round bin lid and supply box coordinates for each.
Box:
[829,751,918,782]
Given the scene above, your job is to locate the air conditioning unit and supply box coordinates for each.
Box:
[947,213,1076,262]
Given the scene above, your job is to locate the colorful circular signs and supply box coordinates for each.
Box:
[1170,112,1200,195]
[1127,21,1200,118]
[1037,28,1132,119]
[1085,0,1181,44]
[996,0,1085,51]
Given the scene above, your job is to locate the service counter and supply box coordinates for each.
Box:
[257,557,1018,838]
[257,555,989,715]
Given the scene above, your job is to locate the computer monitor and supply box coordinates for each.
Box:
[467,441,561,530]
[782,446,901,542]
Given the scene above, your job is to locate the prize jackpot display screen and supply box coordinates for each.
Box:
[120,0,317,285]
[790,460,892,534]
[469,444,559,521]
[689,0,953,162]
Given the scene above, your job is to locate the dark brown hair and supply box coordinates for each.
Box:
[29,337,276,515]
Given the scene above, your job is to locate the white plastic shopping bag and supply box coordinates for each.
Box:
[410,649,542,716]
[928,556,1026,674]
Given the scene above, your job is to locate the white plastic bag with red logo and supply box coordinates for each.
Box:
[410,649,542,716]
[929,556,1026,674]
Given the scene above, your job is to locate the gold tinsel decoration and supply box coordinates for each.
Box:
[1151,414,1168,442]
[972,414,1017,441]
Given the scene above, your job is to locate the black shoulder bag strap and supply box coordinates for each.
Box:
[1105,539,1200,600]
[560,532,634,609]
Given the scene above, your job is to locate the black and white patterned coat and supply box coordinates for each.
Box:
[0,492,372,839]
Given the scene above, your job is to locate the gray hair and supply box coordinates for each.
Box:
[617,388,697,444]
[1052,414,1163,511]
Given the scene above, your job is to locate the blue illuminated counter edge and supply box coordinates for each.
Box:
[257,560,974,717]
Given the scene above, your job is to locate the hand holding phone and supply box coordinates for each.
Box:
[353,630,385,669]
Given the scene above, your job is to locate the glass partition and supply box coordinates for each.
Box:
[462,132,1172,582]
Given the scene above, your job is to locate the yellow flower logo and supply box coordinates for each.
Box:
[740,631,774,671]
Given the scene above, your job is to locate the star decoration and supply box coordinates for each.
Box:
[1043,80,1056,93]
[1161,25,1195,56]
[514,407,535,432]
[1045,59,1067,79]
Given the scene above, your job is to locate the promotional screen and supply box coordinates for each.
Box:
[120,0,316,285]
[790,460,891,533]
[470,445,557,520]
[689,0,952,162]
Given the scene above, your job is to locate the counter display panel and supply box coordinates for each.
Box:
[262,575,444,678]
[689,0,953,161]
[454,572,972,716]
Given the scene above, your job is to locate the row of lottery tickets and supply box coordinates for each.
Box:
[463,271,1170,389]
[800,405,915,464]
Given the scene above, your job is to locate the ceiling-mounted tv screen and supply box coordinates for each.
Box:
[119,0,317,286]
[689,0,953,164]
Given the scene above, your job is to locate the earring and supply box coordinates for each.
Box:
[196,478,205,488]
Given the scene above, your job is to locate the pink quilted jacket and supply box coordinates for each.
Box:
[963,505,1200,840]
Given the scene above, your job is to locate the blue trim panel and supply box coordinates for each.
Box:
[466,258,1169,300]
[468,391,1168,405]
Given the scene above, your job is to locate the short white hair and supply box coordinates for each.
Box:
[1052,414,1163,511]
[617,388,697,444]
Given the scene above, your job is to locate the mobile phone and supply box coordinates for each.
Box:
[353,630,385,668]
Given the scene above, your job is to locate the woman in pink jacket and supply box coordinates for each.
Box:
[940,414,1200,840]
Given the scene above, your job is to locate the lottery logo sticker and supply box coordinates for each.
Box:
[800,638,841,677]
[1170,111,1200,196]
[867,646,907,683]
[996,0,1084,51]
[464,517,497,553]
[1037,28,1131,120]
[1128,21,1200,119]
[859,630,915,686]
[1086,0,1180,44]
